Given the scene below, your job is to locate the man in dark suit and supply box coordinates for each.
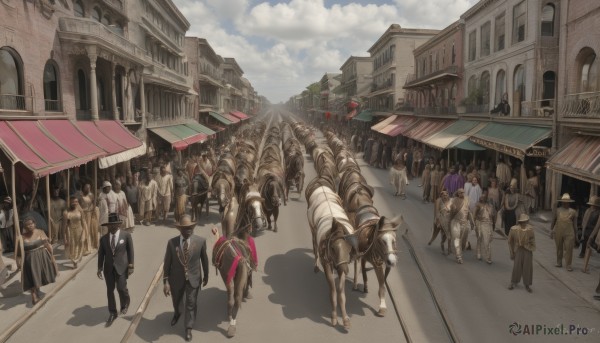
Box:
[97,213,134,327]
[163,215,209,342]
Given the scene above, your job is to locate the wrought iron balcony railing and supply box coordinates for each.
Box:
[561,92,600,118]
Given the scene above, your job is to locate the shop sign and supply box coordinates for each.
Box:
[527,146,549,158]
[469,137,525,159]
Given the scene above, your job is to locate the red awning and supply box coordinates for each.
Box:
[377,116,420,137]
[404,119,454,143]
[74,121,146,169]
[229,110,250,120]
[0,120,106,177]
[219,113,241,124]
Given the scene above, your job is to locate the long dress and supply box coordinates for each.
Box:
[64,209,86,264]
[390,166,408,196]
[115,191,135,229]
[174,176,189,222]
[21,230,57,290]
[80,192,99,251]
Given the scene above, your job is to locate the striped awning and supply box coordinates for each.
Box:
[209,112,233,126]
[404,119,454,143]
[423,120,487,150]
[377,116,420,137]
[371,115,397,132]
[547,135,600,184]
[149,124,209,151]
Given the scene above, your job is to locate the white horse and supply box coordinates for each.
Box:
[307,185,356,329]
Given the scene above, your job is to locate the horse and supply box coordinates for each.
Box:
[212,171,234,216]
[306,185,356,329]
[213,196,258,338]
[236,184,267,237]
[258,173,284,232]
[350,205,402,317]
[190,173,210,221]
[234,160,255,200]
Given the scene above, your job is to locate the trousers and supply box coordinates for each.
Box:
[171,280,200,329]
[105,269,130,314]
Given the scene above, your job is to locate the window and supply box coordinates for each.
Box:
[480,71,490,106]
[541,4,555,37]
[74,1,84,17]
[468,30,476,61]
[495,13,505,51]
[468,75,477,96]
[452,43,456,64]
[0,47,24,110]
[101,15,111,26]
[579,48,598,92]
[77,69,87,110]
[43,61,60,111]
[514,65,526,102]
[513,1,526,43]
[495,70,506,105]
[481,22,491,57]
[543,71,556,100]
[92,7,101,22]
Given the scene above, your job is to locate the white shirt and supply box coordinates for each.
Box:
[110,229,121,250]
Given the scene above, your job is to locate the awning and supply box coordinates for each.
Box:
[184,121,216,136]
[404,119,454,143]
[371,115,398,132]
[344,109,358,120]
[404,72,458,89]
[352,110,373,122]
[75,121,147,169]
[230,110,250,121]
[149,124,209,151]
[0,120,105,177]
[547,135,600,184]
[205,123,226,132]
[220,112,241,124]
[423,120,487,150]
[209,112,233,126]
[470,123,552,159]
[377,116,420,137]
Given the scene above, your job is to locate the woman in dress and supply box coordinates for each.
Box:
[16,217,57,304]
[173,168,189,223]
[114,181,135,230]
[79,183,99,251]
[62,198,87,269]
[390,159,408,199]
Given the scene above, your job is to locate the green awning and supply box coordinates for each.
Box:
[209,111,232,126]
[149,124,209,151]
[454,139,486,151]
[352,110,373,122]
[470,123,552,159]
[185,121,216,136]
[423,120,486,150]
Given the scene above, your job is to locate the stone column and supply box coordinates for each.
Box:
[139,72,146,126]
[111,62,118,120]
[89,54,99,120]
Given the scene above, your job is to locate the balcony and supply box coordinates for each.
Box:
[465,104,489,114]
[561,92,600,118]
[404,65,460,89]
[520,99,555,117]
[58,17,148,63]
[414,106,457,116]
[0,94,34,113]
[44,99,62,112]
[371,79,394,93]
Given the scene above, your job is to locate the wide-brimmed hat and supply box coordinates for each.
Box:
[558,193,575,202]
[175,215,196,229]
[102,181,112,188]
[517,213,529,223]
[101,213,122,226]
[588,195,600,207]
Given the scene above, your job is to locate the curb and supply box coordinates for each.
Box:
[0,251,98,343]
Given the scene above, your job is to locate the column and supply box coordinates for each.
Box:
[89,54,99,120]
[111,62,118,120]
[139,72,146,126]
[126,69,134,122]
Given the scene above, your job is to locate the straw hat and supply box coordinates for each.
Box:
[101,213,123,226]
[588,195,600,207]
[517,213,530,223]
[102,181,112,188]
[175,215,196,229]
[558,193,575,202]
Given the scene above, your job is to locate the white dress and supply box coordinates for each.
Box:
[115,191,135,229]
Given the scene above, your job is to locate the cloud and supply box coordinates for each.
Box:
[173,0,479,103]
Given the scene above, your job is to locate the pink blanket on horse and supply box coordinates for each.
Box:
[214,236,258,285]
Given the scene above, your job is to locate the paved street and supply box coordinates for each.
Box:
[2,125,600,343]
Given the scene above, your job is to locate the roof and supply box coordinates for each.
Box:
[149,124,209,151]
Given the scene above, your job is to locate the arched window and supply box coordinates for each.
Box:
[43,61,60,111]
[77,69,87,110]
[92,7,101,22]
[480,71,491,106]
[514,65,526,102]
[101,15,110,26]
[74,0,84,17]
[495,70,506,105]
[0,47,24,110]
[541,4,555,37]
[579,48,597,92]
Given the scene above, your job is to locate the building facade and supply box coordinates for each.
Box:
[319,72,341,112]
[339,56,373,107]
[366,24,439,113]
[221,57,244,113]
[185,37,223,117]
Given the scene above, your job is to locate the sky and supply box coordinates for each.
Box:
[173,0,479,104]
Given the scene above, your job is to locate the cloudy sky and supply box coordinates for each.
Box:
[174,0,478,103]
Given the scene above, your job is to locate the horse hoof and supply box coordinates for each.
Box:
[273,227,278,233]
[377,308,387,317]
[314,266,320,273]
[343,317,350,330]
[227,325,236,337]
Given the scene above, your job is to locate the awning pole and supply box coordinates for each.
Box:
[94,160,98,204]
[46,176,51,242]
[11,164,23,269]
[66,169,70,209]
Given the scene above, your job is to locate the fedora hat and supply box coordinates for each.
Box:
[558,193,575,202]
[517,213,529,223]
[588,195,600,207]
[175,215,196,229]
[101,213,122,226]
[102,181,112,188]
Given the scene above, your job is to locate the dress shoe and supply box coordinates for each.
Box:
[508,283,515,290]
[120,305,129,315]
[525,286,532,293]
[170,313,181,326]
[566,266,573,272]
[555,263,562,268]
[106,313,117,327]
[185,329,192,342]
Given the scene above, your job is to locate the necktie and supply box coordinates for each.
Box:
[183,239,189,263]
[111,234,116,252]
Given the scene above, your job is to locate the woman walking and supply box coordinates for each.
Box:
[390,159,408,199]
[63,198,87,269]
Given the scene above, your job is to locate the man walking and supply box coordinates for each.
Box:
[97,213,134,327]
[449,188,474,264]
[508,214,535,292]
[156,166,173,224]
[163,215,209,342]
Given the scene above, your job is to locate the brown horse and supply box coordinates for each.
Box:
[189,173,210,221]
